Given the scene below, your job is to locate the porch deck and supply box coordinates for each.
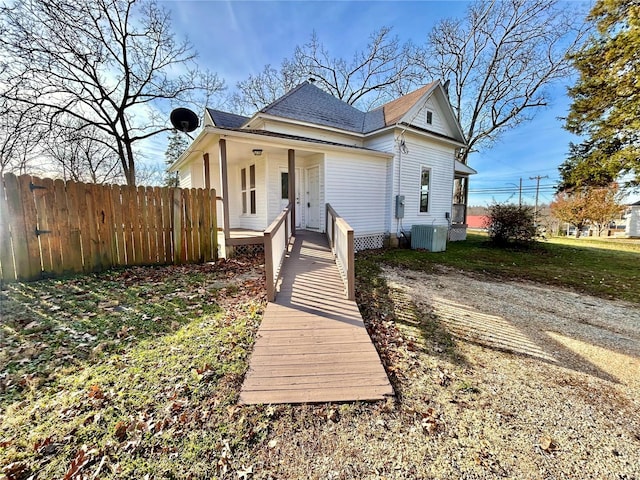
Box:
[239,230,393,405]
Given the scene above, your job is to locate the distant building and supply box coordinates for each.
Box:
[466,215,488,230]
[625,201,640,238]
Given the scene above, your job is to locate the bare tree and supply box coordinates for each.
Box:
[414,0,589,162]
[0,100,42,176]
[46,120,123,184]
[231,65,302,115]
[0,0,224,186]
[232,27,424,113]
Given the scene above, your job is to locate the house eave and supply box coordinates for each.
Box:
[207,126,393,159]
[367,123,467,149]
[168,128,212,172]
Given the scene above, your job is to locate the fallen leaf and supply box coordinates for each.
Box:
[33,436,52,452]
[88,385,104,400]
[2,461,30,479]
[114,421,128,442]
[539,433,557,452]
[63,448,90,480]
[268,439,278,449]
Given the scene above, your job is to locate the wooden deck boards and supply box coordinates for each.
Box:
[239,230,393,405]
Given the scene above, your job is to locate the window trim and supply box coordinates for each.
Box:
[240,167,247,214]
[240,164,257,216]
[426,110,433,125]
[418,166,431,214]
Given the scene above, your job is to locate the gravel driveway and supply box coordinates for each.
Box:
[383,266,640,479]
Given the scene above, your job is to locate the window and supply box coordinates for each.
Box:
[241,168,247,214]
[419,167,430,213]
[241,165,257,215]
[426,110,433,125]
[281,172,289,199]
[249,165,256,214]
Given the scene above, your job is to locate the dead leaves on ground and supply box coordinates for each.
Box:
[1,257,267,479]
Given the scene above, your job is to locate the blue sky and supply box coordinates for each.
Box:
[158,0,628,206]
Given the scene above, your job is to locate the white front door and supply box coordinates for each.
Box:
[306,165,320,230]
[279,168,302,228]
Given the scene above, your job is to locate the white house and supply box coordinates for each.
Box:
[625,201,640,238]
[169,80,475,256]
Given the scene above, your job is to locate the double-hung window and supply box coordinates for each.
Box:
[419,167,430,213]
[241,165,257,215]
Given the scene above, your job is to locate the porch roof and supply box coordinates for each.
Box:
[455,160,477,175]
[207,126,393,158]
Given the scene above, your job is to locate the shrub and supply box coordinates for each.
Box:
[485,203,537,246]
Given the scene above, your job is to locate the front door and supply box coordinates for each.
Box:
[306,165,320,230]
[279,168,301,228]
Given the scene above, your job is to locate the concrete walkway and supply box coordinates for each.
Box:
[239,230,393,405]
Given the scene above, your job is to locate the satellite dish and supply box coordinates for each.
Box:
[170,107,199,133]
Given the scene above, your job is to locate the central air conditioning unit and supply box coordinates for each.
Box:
[411,225,448,252]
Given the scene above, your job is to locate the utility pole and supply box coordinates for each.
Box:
[529,175,548,225]
[518,177,522,206]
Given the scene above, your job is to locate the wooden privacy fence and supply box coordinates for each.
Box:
[0,173,217,282]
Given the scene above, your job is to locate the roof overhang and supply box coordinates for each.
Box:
[169,126,392,172]
[367,123,467,149]
[168,128,210,172]
[455,160,477,175]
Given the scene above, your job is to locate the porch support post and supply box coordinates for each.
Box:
[288,149,296,236]
[203,152,210,190]
[462,176,469,224]
[219,139,230,239]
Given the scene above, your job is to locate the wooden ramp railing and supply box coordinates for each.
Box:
[263,203,292,301]
[325,204,355,300]
[239,230,393,405]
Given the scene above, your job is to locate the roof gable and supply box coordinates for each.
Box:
[392,83,466,143]
[378,83,435,126]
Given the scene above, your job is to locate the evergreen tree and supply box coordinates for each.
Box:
[164,130,189,187]
[565,0,640,187]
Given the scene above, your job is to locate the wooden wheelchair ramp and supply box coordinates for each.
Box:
[239,230,393,405]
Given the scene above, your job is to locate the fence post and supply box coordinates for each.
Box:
[347,227,355,300]
[172,187,183,264]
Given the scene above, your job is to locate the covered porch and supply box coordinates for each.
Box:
[450,159,477,241]
[180,129,329,258]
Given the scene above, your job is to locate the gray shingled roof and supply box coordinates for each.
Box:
[205,81,438,134]
[206,108,248,129]
[261,82,373,133]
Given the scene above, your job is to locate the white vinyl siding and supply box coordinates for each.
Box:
[392,133,454,231]
[364,133,395,233]
[408,97,456,139]
[178,168,191,189]
[324,153,389,236]
[261,120,364,147]
[266,154,290,226]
